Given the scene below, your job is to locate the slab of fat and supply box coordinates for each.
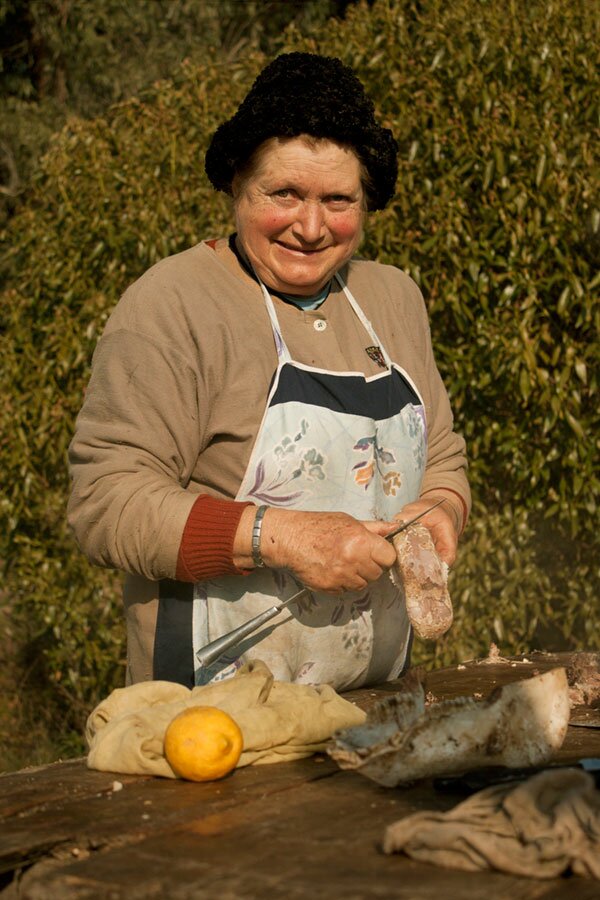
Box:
[328,668,570,787]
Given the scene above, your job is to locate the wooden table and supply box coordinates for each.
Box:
[2,653,599,899]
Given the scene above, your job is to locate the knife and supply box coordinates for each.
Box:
[434,758,600,794]
[568,710,600,729]
[195,498,445,670]
[381,498,445,542]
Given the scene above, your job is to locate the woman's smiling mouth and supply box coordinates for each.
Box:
[275,241,326,255]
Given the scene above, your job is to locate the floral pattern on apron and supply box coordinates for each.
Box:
[192,274,427,690]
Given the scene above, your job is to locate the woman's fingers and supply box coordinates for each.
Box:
[429,524,456,567]
[361,520,398,568]
[362,519,399,538]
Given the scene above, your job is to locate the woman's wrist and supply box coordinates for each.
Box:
[177,495,255,581]
[253,506,300,570]
[231,505,260,569]
[232,505,298,570]
[250,505,268,567]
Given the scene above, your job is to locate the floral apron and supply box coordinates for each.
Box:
[192,274,427,690]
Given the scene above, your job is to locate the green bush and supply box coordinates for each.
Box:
[0,0,350,225]
[1,0,598,755]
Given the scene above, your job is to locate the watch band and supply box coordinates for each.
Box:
[251,505,268,568]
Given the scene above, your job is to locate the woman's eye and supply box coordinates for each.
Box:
[273,189,293,199]
[326,195,352,207]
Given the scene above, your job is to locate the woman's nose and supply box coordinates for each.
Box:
[292,200,325,242]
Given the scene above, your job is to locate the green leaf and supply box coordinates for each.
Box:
[535,151,547,187]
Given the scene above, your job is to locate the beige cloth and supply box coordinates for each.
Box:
[383,768,600,880]
[86,660,366,777]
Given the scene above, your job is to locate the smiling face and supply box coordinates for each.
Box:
[233,137,366,296]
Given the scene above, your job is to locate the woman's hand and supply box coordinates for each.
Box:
[393,495,459,566]
[234,507,398,594]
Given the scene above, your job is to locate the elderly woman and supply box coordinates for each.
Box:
[68,53,470,690]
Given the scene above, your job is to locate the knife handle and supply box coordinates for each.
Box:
[195,588,309,669]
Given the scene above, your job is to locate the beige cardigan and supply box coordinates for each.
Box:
[68,239,470,681]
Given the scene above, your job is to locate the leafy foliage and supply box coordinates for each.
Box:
[1,0,598,761]
[0,0,354,222]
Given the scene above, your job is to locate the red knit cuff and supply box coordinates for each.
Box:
[176,495,255,582]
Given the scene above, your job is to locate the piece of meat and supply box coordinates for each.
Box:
[390,522,453,640]
[567,653,600,707]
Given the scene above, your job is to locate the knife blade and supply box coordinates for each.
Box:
[568,711,600,729]
[384,497,445,542]
[434,758,600,794]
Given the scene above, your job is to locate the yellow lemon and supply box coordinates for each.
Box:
[164,706,243,782]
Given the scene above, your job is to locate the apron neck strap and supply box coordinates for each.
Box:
[334,272,394,368]
[258,280,292,362]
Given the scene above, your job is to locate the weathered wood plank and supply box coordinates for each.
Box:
[0,759,149,820]
[9,769,592,900]
[344,651,595,709]
[423,651,581,700]
[0,755,337,876]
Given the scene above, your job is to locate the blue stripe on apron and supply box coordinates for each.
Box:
[154,580,194,686]
[270,364,421,417]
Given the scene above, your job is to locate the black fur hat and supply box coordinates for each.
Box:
[204,52,398,211]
